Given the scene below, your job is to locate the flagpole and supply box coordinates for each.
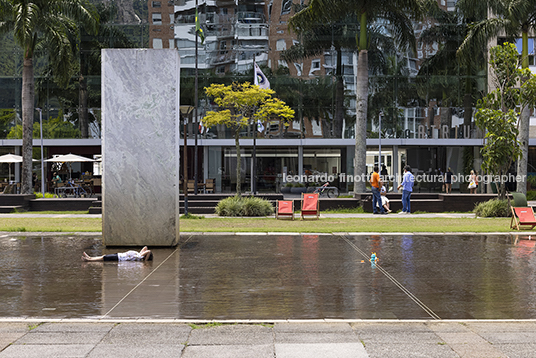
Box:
[252,55,257,195]
[194,0,199,195]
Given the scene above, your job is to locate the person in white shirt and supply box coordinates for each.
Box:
[375,184,391,213]
[82,246,153,262]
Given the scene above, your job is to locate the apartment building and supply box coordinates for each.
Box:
[0,0,534,194]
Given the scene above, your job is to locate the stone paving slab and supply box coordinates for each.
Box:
[88,344,186,358]
[99,323,191,345]
[181,344,273,358]
[0,344,95,358]
[187,324,273,345]
[275,343,368,358]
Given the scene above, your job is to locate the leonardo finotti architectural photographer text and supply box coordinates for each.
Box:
[283,173,525,184]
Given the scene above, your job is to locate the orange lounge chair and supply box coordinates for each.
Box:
[301,193,319,220]
[276,200,294,220]
[511,207,536,230]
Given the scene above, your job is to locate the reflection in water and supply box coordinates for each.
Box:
[0,236,103,318]
[2,234,536,319]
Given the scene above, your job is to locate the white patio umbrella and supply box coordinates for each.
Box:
[0,154,22,182]
[45,153,95,179]
[0,154,37,182]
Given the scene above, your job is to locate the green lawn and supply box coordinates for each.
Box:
[0,217,102,232]
[178,217,513,233]
[0,216,515,233]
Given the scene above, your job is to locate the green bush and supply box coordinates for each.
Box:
[34,192,55,198]
[215,196,274,217]
[473,199,510,217]
[526,190,536,201]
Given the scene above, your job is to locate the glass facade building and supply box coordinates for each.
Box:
[0,0,535,193]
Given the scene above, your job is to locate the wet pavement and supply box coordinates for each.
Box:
[1,233,536,320]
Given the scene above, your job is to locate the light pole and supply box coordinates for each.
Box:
[37,108,45,195]
[194,0,199,195]
[181,106,194,215]
[378,111,383,172]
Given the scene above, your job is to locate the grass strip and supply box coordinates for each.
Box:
[0,216,514,233]
[0,218,102,232]
[180,217,512,233]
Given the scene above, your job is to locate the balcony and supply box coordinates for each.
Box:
[235,23,269,39]
[236,11,265,24]
[208,49,236,65]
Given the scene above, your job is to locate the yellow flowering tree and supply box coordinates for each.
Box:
[204,82,295,195]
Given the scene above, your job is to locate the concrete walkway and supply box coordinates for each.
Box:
[1,320,535,357]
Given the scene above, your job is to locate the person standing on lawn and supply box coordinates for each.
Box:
[397,165,414,214]
[370,166,385,214]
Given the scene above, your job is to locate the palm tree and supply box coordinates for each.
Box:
[283,11,357,138]
[458,0,536,194]
[289,0,424,192]
[417,1,487,129]
[0,0,98,194]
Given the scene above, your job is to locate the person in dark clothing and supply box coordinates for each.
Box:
[444,167,453,194]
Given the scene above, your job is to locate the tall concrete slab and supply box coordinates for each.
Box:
[102,49,180,246]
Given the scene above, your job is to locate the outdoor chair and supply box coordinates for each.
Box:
[510,207,536,230]
[187,180,196,194]
[276,200,294,220]
[205,178,215,193]
[301,192,319,220]
[508,192,536,230]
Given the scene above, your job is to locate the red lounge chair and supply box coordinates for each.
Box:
[511,207,536,230]
[276,200,294,220]
[301,193,319,220]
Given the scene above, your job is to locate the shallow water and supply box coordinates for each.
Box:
[0,233,535,320]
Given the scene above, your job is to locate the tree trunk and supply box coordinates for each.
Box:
[333,46,344,138]
[79,75,89,138]
[234,128,241,195]
[354,49,368,193]
[354,11,369,193]
[516,104,530,195]
[21,57,34,195]
[517,31,530,195]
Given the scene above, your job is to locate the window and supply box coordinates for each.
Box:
[152,12,162,24]
[169,39,175,48]
[170,14,175,23]
[152,1,161,7]
[153,38,163,49]
[278,60,288,68]
[294,63,303,76]
[276,39,286,51]
[309,59,320,76]
[281,0,292,15]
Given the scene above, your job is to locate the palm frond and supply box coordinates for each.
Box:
[457,17,505,65]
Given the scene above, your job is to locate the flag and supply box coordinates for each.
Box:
[257,119,264,133]
[254,61,270,89]
[195,9,204,44]
[199,120,209,134]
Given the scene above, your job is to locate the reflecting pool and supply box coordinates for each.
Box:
[1,233,535,320]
